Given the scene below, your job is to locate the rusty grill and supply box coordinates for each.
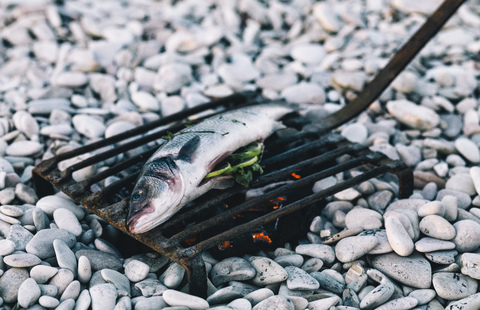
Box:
[32,0,464,297]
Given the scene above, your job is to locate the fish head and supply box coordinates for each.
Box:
[126,157,185,234]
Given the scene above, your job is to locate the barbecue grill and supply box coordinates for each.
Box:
[32,0,465,297]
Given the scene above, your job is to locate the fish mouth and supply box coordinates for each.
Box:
[126,201,156,234]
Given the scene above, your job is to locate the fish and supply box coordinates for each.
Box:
[126,104,294,234]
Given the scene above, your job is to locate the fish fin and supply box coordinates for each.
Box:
[176,136,201,162]
[211,176,235,189]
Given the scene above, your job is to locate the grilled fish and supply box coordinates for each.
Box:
[126,104,293,234]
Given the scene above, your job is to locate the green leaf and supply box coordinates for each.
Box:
[235,170,253,187]
[162,131,175,141]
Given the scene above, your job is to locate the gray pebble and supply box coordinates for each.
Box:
[90,283,118,310]
[210,257,256,286]
[30,265,58,284]
[370,252,432,288]
[75,289,91,310]
[0,267,29,303]
[53,208,83,237]
[78,255,92,284]
[285,266,319,290]
[310,270,345,294]
[26,228,76,259]
[134,296,168,309]
[17,277,41,308]
[50,268,75,297]
[39,295,60,308]
[134,279,168,297]
[0,239,15,255]
[253,295,294,310]
[124,259,150,282]
[244,288,274,306]
[274,254,304,268]
[75,249,123,271]
[432,272,478,300]
[335,235,379,263]
[39,284,59,297]
[54,239,77,276]
[295,244,335,264]
[419,215,456,240]
[408,289,436,305]
[3,253,41,267]
[55,298,76,310]
[415,237,456,252]
[102,269,131,296]
[445,293,480,310]
[425,250,458,265]
[163,289,209,309]
[359,282,395,309]
[306,296,340,310]
[248,256,288,286]
[206,285,244,304]
[452,220,480,252]
[7,224,33,251]
[60,280,81,301]
[436,189,471,209]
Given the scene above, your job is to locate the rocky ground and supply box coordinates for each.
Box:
[1,0,480,309]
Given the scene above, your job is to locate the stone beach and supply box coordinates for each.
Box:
[0,0,480,309]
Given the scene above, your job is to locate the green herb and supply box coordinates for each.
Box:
[232,119,246,125]
[204,141,264,187]
[162,131,175,141]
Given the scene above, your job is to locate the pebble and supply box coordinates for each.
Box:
[446,293,480,310]
[432,272,478,300]
[284,266,319,290]
[459,253,480,279]
[35,195,84,220]
[53,208,83,237]
[210,257,256,286]
[386,99,440,130]
[75,249,122,271]
[253,295,295,310]
[310,270,344,294]
[359,282,395,309]
[90,283,118,310]
[452,220,480,252]
[124,259,150,282]
[77,255,92,284]
[418,215,456,240]
[17,277,41,308]
[26,228,76,259]
[281,82,326,105]
[54,239,77,276]
[290,44,326,65]
[39,295,60,308]
[344,208,383,230]
[101,269,130,296]
[445,173,476,195]
[370,252,432,288]
[134,296,168,309]
[295,244,335,264]
[415,237,456,252]
[384,215,414,256]
[6,141,42,157]
[0,239,15,255]
[30,265,59,284]
[425,250,457,265]
[163,289,209,310]
[72,114,106,139]
[74,289,91,310]
[3,253,41,267]
[0,267,29,303]
[248,256,288,286]
[335,235,378,263]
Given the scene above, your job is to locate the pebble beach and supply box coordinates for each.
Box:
[1,0,480,309]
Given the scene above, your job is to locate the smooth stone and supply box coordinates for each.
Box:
[415,237,456,252]
[0,188,15,205]
[295,244,335,264]
[359,282,395,309]
[50,269,75,296]
[460,253,480,279]
[94,238,122,258]
[38,283,59,297]
[39,295,60,308]
[244,288,274,306]
[436,189,471,209]
[310,270,345,294]
[256,73,298,91]
[386,99,440,130]
[90,283,118,310]
[370,252,432,288]
[345,208,383,230]
[408,289,436,305]
[445,173,476,195]
[5,141,42,157]
[72,114,106,139]
[210,257,256,286]
[312,1,341,32]
[432,272,477,300]
[3,253,41,267]
[472,166,480,196]
[75,289,92,310]
[75,249,123,271]
[134,279,168,297]
[384,215,414,256]
[285,266,319,290]
[206,285,244,304]
[159,263,185,289]
[54,239,77,275]
[301,258,324,273]
[124,253,169,273]
[32,207,49,231]
[153,63,192,93]
[0,204,23,217]
[163,289,209,310]
[306,296,340,310]
[60,280,81,301]
[52,71,88,87]
[101,269,131,296]
[425,250,458,265]
[273,254,304,268]
[26,228,76,259]
[0,267,29,303]
[228,298,252,310]
[419,215,456,240]
[321,227,363,244]
[0,239,15,255]
[36,195,84,219]
[124,259,150,282]
[359,229,393,254]
[445,293,480,310]
[335,235,378,263]
[134,296,168,309]
[253,295,295,310]
[217,60,260,83]
[418,201,445,217]
[290,44,326,64]
[53,208,83,237]
[391,71,418,93]
[281,82,326,105]
[78,255,92,284]
[374,296,418,310]
[455,137,480,163]
[30,265,58,284]
[331,70,367,92]
[452,220,480,252]
[248,256,288,286]
[131,91,160,112]
[17,277,41,308]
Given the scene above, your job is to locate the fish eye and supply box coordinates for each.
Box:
[132,190,144,202]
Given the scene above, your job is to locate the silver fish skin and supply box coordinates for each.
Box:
[126,104,293,234]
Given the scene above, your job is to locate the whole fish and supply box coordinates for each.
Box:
[126,104,293,234]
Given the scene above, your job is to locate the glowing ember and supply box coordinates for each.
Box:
[291,172,301,179]
[252,232,272,243]
[220,241,232,249]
